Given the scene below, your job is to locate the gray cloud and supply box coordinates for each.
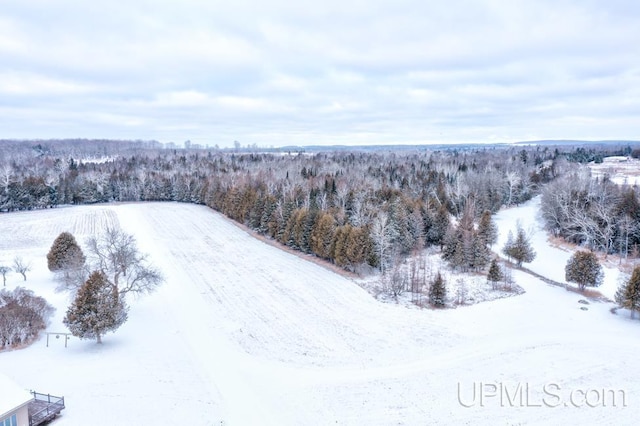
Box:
[0,0,638,146]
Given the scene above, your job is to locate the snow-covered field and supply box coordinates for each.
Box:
[494,196,622,300]
[589,156,640,186]
[1,201,640,425]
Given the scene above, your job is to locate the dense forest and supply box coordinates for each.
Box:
[1,140,638,273]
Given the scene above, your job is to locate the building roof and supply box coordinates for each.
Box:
[0,373,32,419]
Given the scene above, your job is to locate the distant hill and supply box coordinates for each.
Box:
[513,139,640,147]
[275,142,511,153]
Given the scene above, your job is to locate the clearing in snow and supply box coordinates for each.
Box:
[1,200,639,425]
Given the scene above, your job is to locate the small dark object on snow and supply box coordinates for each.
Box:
[578,299,590,305]
[580,306,589,311]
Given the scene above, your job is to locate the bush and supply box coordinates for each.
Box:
[0,287,54,349]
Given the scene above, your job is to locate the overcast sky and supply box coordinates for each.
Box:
[0,0,638,147]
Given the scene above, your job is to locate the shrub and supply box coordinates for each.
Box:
[0,287,54,349]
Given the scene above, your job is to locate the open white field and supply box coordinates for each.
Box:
[1,202,640,425]
[589,156,640,186]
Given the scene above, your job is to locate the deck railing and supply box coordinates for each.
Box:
[29,391,65,426]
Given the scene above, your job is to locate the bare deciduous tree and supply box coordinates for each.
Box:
[455,278,468,305]
[504,171,521,206]
[0,163,13,194]
[86,227,163,297]
[0,266,10,286]
[502,266,515,291]
[13,257,31,281]
[386,260,408,298]
[371,211,395,275]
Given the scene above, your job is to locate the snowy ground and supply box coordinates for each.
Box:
[1,201,640,425]
[356,249,524,309]
[589,156,640,186]
[493,196,622,300]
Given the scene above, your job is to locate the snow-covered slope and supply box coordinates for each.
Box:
[493,196,622,300]
[1,202,639,425]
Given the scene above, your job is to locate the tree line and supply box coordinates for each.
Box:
[2,140,639,271]
[1,141,569,271]
[541,169,640,257]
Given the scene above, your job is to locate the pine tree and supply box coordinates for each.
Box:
[63,271,128,344]
[487,258,504,290]
[389,198,415,254]
[503,225,536,267]
[261,197,278,236]
[280,209,299,248]
[442,227,463,269]
[427,205,450,247]
[300,208,317,253]
[248,193,265,230]
[477,210,498,247]
[331,225,350,267]
[565,250,603,291]
[310,213,336,259]
[47,231,86,272]
[615,266,640,318]
[429,271,447,308]
[345,226,368,267]
[443,223,489,271]
[502,231,514,260]
[470,233,491,270]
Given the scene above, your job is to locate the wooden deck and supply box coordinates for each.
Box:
[28,392,65,426]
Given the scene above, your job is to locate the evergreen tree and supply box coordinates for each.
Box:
[502,231,514,260]
[389,198,415,254]
[280,208,299,248]
[248,193,265,229]
[442,206,490,271]
[331,225,351,267]
[615,266,640,318]
[565,250,603,291]
[275,200,295,243]
[442,227,464,269]
[458,202,477,270]
[345,226,368,267]
[487,258,504,289]
[299,208,318,253]
[427,205,450,247]
[502,225,536,267]
[259,196,277,235]
[47,231,86,272]
[477,210,498,247]
[63,271,128,344]
[310,212,336,259]
[470,236,491,271]
[429,271,447,308]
